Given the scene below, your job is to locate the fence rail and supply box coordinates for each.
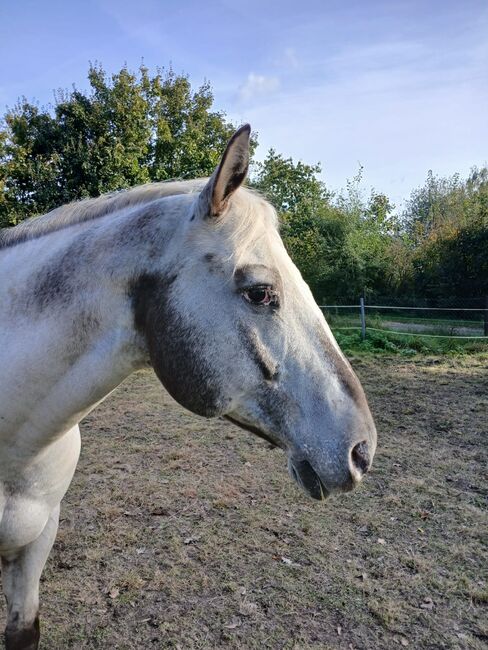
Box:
[323,305,486,312]
[319,302,488,340]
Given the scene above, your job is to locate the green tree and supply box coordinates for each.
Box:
[0,64,247,226]
[251,150,337,296]
[252,148,332,217]
[252,153,405,302]
[0,102,61,225]
[404,166,488,304]
[401,169,484,243]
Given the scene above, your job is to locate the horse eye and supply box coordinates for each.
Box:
[242,286,279,307]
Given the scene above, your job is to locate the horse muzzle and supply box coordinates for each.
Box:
[288,437,375,501]
[288,458,330,500]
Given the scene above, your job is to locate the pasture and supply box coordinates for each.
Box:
[3,355,486,649]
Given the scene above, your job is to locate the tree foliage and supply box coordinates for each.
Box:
[253,158,402,301]
[253,153,487,305]
[0,64,246,226]
[407,167,488,304]
[1,63,486,307]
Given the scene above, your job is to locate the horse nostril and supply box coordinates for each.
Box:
[351,441,370,476]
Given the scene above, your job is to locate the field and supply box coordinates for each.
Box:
[2,355,487,649]
[323,308,487,339]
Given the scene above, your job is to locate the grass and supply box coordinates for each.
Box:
[369,314,484,329]
[1,356,487,649]
[323,310,487,340]
[334,328,488,356]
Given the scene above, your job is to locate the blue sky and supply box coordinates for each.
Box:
[1,0,487,207]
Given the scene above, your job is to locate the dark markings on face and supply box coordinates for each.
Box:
[129,272,224,417]
[238,323,279,382]
[203,252,226,275]
[78,309,100,336]
[224,415,282,449]
[256,383,294,446]
[315,325,370,410]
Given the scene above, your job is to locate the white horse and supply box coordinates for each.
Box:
[0,125,376,649]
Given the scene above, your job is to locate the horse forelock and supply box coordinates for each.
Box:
[202,188,280,272]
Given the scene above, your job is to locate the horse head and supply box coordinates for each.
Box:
[132,125,377,500]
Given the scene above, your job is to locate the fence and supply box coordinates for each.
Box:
[320,301,488,340]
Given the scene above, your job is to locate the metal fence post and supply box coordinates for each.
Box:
[360,296,366,340]
[484,296,488,337]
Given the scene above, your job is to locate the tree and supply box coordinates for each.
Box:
[252,149,331,217]
[404,166,488,304]
[252,153,405,302]
[0,64,249,226]
[251,150,338,296]
[3,63,485,307]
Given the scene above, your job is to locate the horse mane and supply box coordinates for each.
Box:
[0,179,207,249]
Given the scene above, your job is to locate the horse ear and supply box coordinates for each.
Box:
[198,124,251,218]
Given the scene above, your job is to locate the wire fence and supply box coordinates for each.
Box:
[320,302,488,340]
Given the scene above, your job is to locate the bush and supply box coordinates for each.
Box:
[333,328,488,356]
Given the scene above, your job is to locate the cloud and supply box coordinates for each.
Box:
[284,47,299,70]
[227,33,488,208]
[276,47,299,71]
[238,73,280,103]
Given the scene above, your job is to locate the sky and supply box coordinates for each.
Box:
[1,0,487,207]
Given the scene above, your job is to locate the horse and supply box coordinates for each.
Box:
[0,125,376,649]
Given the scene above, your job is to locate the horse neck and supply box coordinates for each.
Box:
[0,197,188,450]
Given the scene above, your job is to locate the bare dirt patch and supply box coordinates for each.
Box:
[2,355,487,649]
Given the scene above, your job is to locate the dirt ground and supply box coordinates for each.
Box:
[2,355,487,649]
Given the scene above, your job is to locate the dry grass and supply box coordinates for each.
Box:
[1,355,487,649]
